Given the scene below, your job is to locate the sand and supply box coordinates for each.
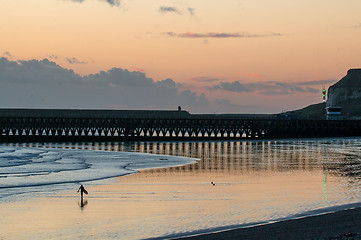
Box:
[0,174,360,240]
[176,207,361,240]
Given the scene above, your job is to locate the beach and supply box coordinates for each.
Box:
[176,207,361,240]
[1,171,360,240]
[1,140,361,239]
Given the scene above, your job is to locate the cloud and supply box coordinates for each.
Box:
[189,76,221,83]
[70,0,120,6]
[158,5,196,17]
[159,6,180,14]
[248,81,320,95]
[215,98,238,107]
[48,54,58,60]
[296,79,337,86]
[66,57,87,64]
[3,51,12,58]
[0,58,82,85]
[214,98,260,113]
[187,8,195,16]
[0,57,208,110]
[210,80,322,95]
[210,81,251,93]
[164,32,283,38]
[305,87,320,94]
[103,0,120,6]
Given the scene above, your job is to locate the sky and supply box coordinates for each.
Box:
[1,0,360,114]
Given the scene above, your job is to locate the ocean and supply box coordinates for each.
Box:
[0,138,360,239]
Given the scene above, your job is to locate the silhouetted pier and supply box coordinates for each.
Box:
[1,109,361,143]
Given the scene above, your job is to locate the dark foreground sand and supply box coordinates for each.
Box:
[176,208,361,240]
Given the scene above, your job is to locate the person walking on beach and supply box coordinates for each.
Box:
[77,184,88,199]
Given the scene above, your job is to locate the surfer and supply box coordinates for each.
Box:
[77,184,88,199]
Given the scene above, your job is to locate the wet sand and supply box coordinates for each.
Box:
[0,172,360,240]
[177,207,361,240]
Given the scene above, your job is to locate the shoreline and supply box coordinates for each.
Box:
[172,207,361,240]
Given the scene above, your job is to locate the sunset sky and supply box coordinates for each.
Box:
[1,0,360,113]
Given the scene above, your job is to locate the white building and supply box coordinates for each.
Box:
[326,107,344,120]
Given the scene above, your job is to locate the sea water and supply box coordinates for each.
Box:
[0,145,197,202]
[1,138,361,239]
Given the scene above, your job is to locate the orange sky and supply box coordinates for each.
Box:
[1,0,361,113]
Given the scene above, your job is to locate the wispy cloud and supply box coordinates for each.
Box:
[164,32,283,38]
[187,8,195,16]
[158,5,196,17]
[159,6,181,14]
[210,80,323,95]
[295,79,337,86]
[103,0,120,6]
[70,0,120,6]
[210,81,251,93]
[66,57,87,64]
[189,76,221,83]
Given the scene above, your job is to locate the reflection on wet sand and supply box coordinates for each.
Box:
[8,139,361,196]
[78,199,88,210]
[9,139,361,178]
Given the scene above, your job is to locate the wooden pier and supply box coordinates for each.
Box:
[1,109,361,142]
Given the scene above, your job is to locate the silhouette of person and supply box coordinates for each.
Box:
[77,184,88,199]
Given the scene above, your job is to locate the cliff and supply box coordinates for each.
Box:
[286,68,361,118]
[326,69,361,117]
[327,69,361,107]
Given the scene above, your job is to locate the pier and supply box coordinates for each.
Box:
[1,109,361,142]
